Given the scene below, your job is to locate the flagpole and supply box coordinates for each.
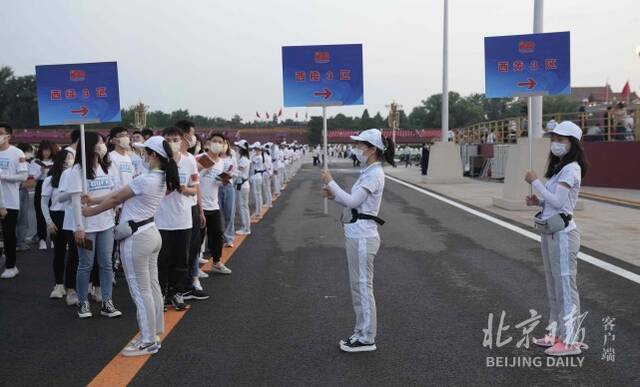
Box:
[441,0,449,142]
[322,105,328,215]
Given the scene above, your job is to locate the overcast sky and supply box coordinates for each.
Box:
[2,0,639,122]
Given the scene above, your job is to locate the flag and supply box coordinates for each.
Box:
[266,112,270,119]
[256,111,261,119]
[305,112,308,119]
[621,81,631,104]
[295,112,298,119]
[278,108,283,117]
[604,81,609,102]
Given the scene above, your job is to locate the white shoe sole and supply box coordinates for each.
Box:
[121,346,159,357]
[197,271,209,278]
[339,343,377,353]
[101,310,123,318]
[78,312,92,319]
[211,267,232,275]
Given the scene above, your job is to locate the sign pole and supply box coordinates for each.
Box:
[441,0,449,142]
[79,123,88,194]
[322,105,328,214]
[527,96,533,196]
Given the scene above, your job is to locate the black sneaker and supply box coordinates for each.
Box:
[101,300,123,318]
[339,339,376,353]
[169,292,187,311]
[339,334,357,346]
[183,289,210,301]
[77,301,92,319]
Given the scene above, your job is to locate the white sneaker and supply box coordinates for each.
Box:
[0,267,19,279]
[197,269,209,278]
[235,230,251,235]
[193,278,203,292]
[122,341,159,357]
[91,286,102,303]
[49,284,66,299]
[224,242,234,248]
[66,289,79,306]
[211,262,232,275]
[198,256,209,265]
[39,239,48,250]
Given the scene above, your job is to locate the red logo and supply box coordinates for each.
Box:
[518,41,535,53]
[70,70,86,81]
[314,51,330,64]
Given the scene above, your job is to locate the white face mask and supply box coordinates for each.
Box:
[187,135,197,149]
[64,154,75,169]
[117,137,130,149]
[169,141,181,154]
[353,148,369,164]
[550,142,568,157]
[0,135,9,145]
[96,143,108,158]
[209,142,224,154]
[25,152,34,159]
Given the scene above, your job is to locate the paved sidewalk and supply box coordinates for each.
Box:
[385,166,640,268]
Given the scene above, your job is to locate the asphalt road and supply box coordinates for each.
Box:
[1,163,638,386]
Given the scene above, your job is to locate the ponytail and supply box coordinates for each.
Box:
[158,140,181,192]
[380,136,396,167]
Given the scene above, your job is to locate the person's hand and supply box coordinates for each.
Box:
[524,170,538,184]
[321,186,335,199]
[74,230,86,245]
[199,211,207,228]
[526,194,540,206]
[81,193,92,206]
[82,206,95,217]
[0,207,7,219]
[47,222,58,235]
[320,169,333,184]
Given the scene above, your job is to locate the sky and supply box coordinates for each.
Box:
[2,0,639,122]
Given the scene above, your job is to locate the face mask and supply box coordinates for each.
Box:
[169,141,181,154]
[187,135,197,149]
[25,152,34,160]
[209,143,224,154]
[96,143,108,158]
[550,142,568,157]
[353,148,368,164]
[64,155,74,169]
[0,135,8,145]
[118,137,130,149]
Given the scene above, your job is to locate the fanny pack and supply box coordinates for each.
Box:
[341,208,385,226]
[236,178,248,191]
[114,218,154,241]
[534,212,572,234]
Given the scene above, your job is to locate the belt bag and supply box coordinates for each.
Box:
[236,178,248,191]
[534,212,572,234]
[114,218,154,241]
[340,208,385,226]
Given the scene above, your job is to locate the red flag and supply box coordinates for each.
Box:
[256,111,261,119]
[278,108,283,117]
[266,112,270,119]
[621,81,631,102]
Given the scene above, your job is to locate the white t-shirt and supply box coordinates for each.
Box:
[183,152,199,207]
[539,161,581,231]
[67,164,116,233]
[155,154,198,230]
[344,162,385,239]
[129,152,146,177]
[200,159,224,211]
[250,153,265,173]
[0,145,29,209]
[119,170,167,234]
[41,175,65,212]
[29,159,53,181]
[237,156,250,180]
[109,150,134,190]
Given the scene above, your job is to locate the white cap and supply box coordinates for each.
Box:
[544,121,582,140]
[134,136,169,159]
[249,141,261,149]
[350,128,386,151]
[234,139,249,149]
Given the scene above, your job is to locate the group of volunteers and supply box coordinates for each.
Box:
[0,120,303,356]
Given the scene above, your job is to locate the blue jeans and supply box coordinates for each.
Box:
[219,183,236,244]
[76,227,115,302]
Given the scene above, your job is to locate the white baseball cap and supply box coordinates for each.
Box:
[234,139,249,149]
[350,128,386,151]
[544,121,582,140]
[249,141,261,149]
[134,135,169,159]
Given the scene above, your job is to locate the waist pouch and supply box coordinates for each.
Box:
[114,218,154,241]
[534,212,572,234]
[340,208,385,226]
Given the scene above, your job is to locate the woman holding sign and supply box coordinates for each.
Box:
[321,128,395,353]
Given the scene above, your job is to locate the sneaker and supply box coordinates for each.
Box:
[0,267,19,279]
[198,256,209,265]
[544,340,582,357]
[339,334,358,346]
[197,268,209,278]
[340,339,377,353]
[169,292,187,311]
[224,242,234,248]
[235,230,251,235]
[39,239,48,250]
[49,284,66,299]
[101,300,122,318]
[192,278,204,291]
[16,244,30,252]
[66,289,79,306]
[77,301,92,318]
[533,335,558,348]
[91,286,102,303]
[122,341,159,357]
[183,288,210,301]
[211,262,232,275]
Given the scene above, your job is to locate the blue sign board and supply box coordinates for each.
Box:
[35,61,121,126]
[484,32,570,98]
[282,44,363,107]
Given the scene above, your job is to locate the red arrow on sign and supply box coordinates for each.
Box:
[71,106,89,117]
[314,88,332,99]
[517,78,537,89]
